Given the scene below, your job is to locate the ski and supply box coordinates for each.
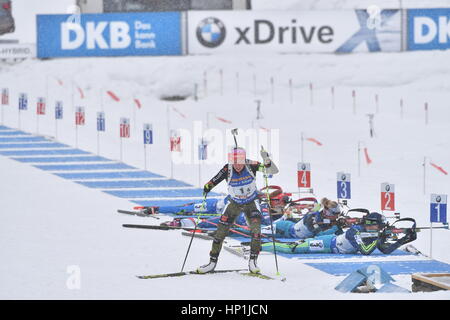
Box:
[181,231,215,240]
[223,244,250,260]
[240,272,275,280]
[403,244,429,257]
[137,269,247,279]
[117,209,160,219]
[122,223,213,233]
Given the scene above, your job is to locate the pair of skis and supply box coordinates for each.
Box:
[137,269,276,280]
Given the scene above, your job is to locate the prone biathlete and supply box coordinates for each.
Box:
[272,197,342,239]
[261,212,417,255]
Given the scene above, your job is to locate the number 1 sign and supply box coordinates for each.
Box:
[381,183,395,211]
[430,194,447,224]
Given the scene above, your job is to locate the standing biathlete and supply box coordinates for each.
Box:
[197,147,279,274]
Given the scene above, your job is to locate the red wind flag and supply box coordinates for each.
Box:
[172,107,187,119]
[77,87,85,99]
[107,90,120,102]
[216,116,232,124]
[306,137,322,146]
[364,148,372,165]
[134,98,142,109]
[260,126,270,132]
[430,162,448,175]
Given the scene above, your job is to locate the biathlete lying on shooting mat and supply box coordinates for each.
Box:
[258,212,418,255]
[271,197,342,239]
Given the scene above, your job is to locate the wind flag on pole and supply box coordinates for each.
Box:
[430,162,448,175]
[306,137,322,146]
[77,87,85,99]
[216,116,232,124]
[172,107,187,119]
[364,147,372,165]
[134,98,142,109]
[107,90,120,102]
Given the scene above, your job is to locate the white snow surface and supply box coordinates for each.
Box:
[1,50,450,299]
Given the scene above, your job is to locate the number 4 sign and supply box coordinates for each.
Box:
[297,162,311,188]
[337,172,351,200]
[430,194,447,223]
[381,182,395,211]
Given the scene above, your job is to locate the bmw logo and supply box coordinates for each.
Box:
[385,185,391,192]
[436,195,442,203]
[342,174,346,181]
[196,17,226,48]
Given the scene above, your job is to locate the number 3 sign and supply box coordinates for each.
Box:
[381,182,395,211]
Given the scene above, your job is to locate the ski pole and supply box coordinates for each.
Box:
[180,193,207,272]
[261,146,280,276]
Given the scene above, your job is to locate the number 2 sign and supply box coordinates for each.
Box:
[381,183,395,211]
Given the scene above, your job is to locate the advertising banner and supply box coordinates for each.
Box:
[188,10,401,54]
[407,9,450,51]
[37,12,182,58]
[0,43,36,59]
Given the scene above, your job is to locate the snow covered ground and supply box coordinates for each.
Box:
[1,49,450,299]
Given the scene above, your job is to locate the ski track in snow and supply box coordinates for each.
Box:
[1,50,450,299]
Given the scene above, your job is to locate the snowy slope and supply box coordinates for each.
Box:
[1,49,450,299]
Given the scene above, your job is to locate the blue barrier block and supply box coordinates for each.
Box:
[0,125,10,130]
[105,188,220,199]
[77,179,191,189]
[306,260,450,276]
[55,171,163,180]
[0,143,68,149]
[0,149,89,156]
[335,270,368,293]
[36,163,134,171]
[0,136,47,142]
[13,156,111,163]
